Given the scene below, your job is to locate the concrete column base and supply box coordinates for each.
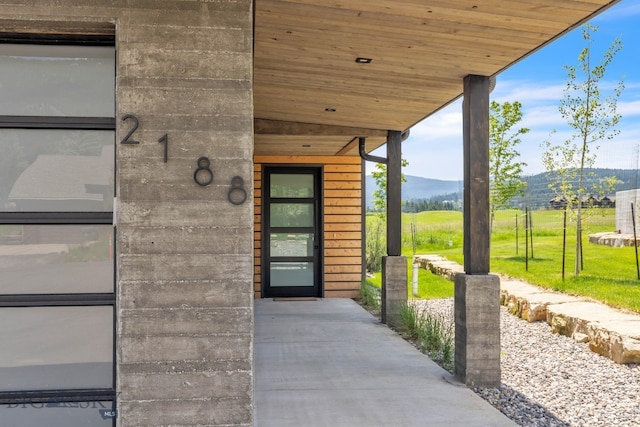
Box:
[454,273,501,388]
[381,256,407,327]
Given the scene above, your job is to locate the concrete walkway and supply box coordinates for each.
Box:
[254,298,515,427]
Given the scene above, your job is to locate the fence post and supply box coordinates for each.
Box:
[632,203,639,280]
[562,210,567,281]
[525,207,529,271]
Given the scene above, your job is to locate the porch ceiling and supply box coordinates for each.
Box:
[253,0,617,157]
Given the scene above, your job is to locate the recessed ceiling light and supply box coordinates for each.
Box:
[355,57,372,64]
[325,108,336,112]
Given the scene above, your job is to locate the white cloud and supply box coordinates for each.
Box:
[492,80,566,105]
[521,105,564,128]
[619,100,640,117]
[397,101,464,180]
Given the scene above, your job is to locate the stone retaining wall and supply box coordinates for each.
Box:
[415,254,640,364]
[589,232,640,247]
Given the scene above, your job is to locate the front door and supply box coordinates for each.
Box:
[263,167,322,298]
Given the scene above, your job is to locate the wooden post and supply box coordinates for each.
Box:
[515,214,518,256]
[387,130,402,257]
[525,207,529,272]
[462,75,490,274]
[455,74,500,388]
[562,209,567,281]
[529,209,534,259]
[632,203,639,280]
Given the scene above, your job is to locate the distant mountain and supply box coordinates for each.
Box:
[365,174,462,208]
[515,168,640,209]
[366,168,640,210]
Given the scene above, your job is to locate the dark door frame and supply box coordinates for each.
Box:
[262,165,323,298]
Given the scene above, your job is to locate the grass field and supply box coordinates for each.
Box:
[368,208,640,313]
[366,267,454,300]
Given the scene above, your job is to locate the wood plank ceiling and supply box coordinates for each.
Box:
[253,0,618,156]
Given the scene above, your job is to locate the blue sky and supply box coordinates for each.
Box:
[374,0,640,181]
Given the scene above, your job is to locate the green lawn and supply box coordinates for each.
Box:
[369,208,640,313]
[367,267,454,300]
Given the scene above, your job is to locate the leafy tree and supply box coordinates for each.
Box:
[370,160,409,213]
[365,215,385,273]
[367,160,408,272]
[541,24,624,276]
[489,100,529,232]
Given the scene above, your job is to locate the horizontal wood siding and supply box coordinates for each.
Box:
[253,155,363,298]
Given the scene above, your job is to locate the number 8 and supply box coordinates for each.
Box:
[228,176,247,205]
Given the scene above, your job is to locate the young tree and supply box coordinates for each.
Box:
[367,160,408,272]
[541,24,624,276]
[489,100,529,232]
[370,160,409,214]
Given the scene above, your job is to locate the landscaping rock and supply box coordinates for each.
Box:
[588,231,640,247]
[416,253,640,365]
[547,302,640,364]
[500,279,581,322]
[416,298,640,427]
[414,255,464,281]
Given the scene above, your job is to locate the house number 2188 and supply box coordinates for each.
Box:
[119,114,248,205]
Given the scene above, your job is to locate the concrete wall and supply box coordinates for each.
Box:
[0,1,255,426]
[616,189,640,234]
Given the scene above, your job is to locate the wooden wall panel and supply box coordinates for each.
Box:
[254,163,263,298]
[254,155,363,298]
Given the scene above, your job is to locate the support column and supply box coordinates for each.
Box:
[455,75,501,387]
[454,274,500,387]
[386,130,402,257]
[463,76,490,275]
[382,130,406,325]
[381,255,407,327]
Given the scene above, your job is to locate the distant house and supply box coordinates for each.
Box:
[582,195,599,208]
[601,195,616,208]
[616,190,640,234]
[549,194,616,210]
[549,196,568,210]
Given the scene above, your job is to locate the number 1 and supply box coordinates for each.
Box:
[158,133,168,163]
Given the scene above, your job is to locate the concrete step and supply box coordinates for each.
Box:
[414,254,640,364]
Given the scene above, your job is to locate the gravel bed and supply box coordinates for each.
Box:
[412,298,640,427]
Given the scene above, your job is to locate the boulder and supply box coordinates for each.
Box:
[547,302,640,364]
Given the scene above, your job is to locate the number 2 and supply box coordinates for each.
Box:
[120,114,140,145]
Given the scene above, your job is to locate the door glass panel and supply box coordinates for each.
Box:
[0,130,114,212]
[0,225,113,294]
[0,306,113,391]
[270,174,314,198]
[270,233,314,257]
[270,203,313,227]
[0,44,115,117]
[270,262,314,287]
[0,402,114,426]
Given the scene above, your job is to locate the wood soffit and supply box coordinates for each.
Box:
[253,0,618,157]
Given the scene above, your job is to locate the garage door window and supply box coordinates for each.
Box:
[0,36,116,426]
